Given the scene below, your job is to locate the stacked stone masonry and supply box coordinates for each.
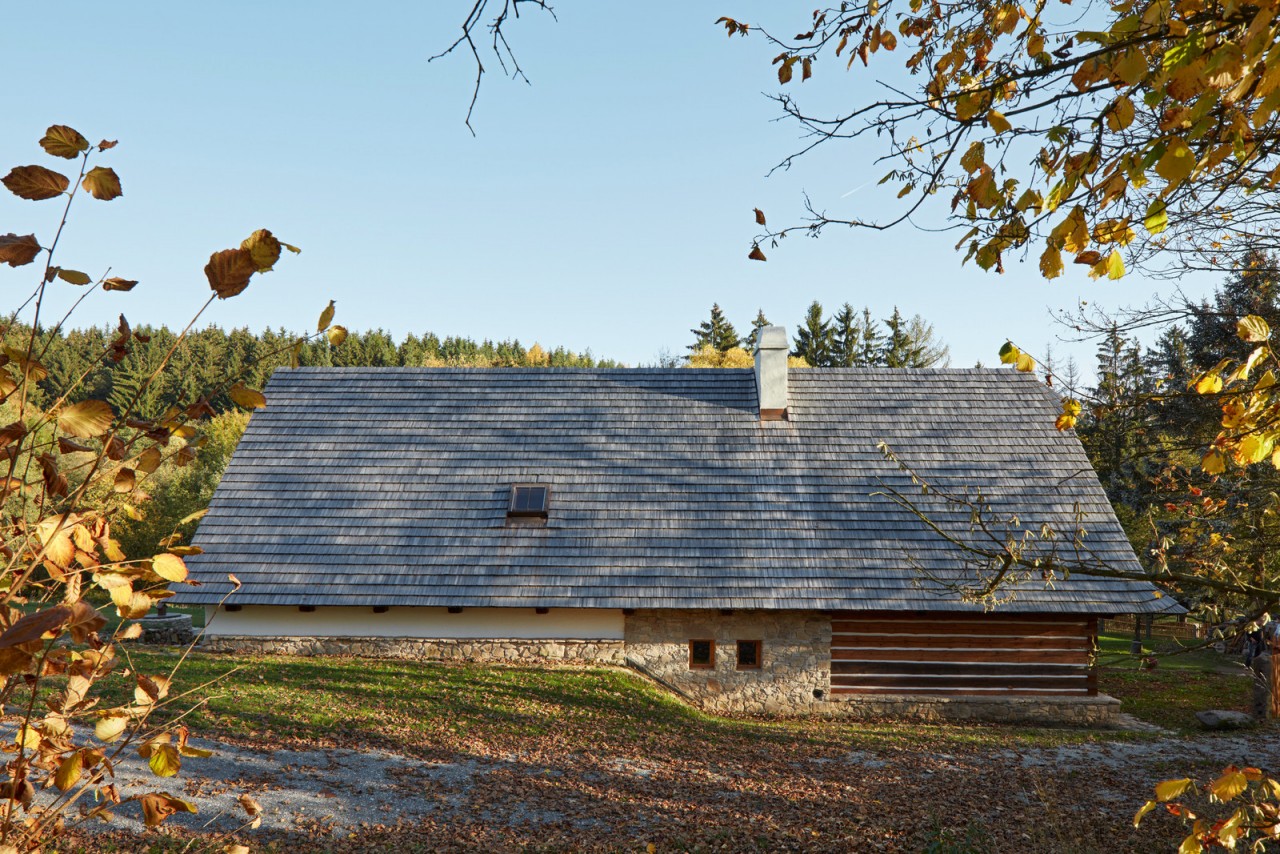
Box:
[200,635,626,665]
[623,609,832,715]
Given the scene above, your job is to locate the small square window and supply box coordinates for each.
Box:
[736,640,762,670]
[508,484,549,517]
[689,639,715,669]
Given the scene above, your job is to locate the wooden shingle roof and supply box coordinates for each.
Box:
[179,367,1178,614]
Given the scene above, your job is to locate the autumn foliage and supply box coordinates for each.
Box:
[0,125,337,847]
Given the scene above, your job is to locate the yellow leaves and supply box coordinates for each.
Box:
[1202,448,1227,474]
[1056,398,1081,431]
[81,166,122,201]
[94,713,129,744]
[1114,49,1150,86]
[327,325,348,347]
[241,228,286,273]
[1039,246,1064,280]
[151,553,188,583]
[1156,777,1195,802]
[39,125,90,159]
[1210,768,1250,802]
[1052,207,1090,254]
[1105,96,1135,131]
[228,383,266,410]
[1144,200,1169,235]
[1156,138,1196,185]
[56,268,92,285]
[14,726,39,751]
[987,110,1011,134]
[144,742,182,777]
[0,233,42,267]
[135,446,162,475]
[1134,799,1158,827]
[1092,219,1135,246]
[57,399,115,438]
[1016,351,1035,372]
[955,93,984,122]
[1177,834,1203,854]
[999,341,1019,365]
[1087,248,1125,280]
[2,165,70,200]
[1238,434,1275,464]
[960,141,986,174]
[54,752,82,792]
[1237,315,1271,342]
[318,299,336,332]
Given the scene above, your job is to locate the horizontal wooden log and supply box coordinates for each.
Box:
[831,660,1086,677]
[831,673,1087,689]
[831,620,1088,637]
[831,648,1086,665]
[828,611,1091,623]
[833,634,1090,650]
[829,687,1090,697]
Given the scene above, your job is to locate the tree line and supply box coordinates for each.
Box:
[5,323,620,419]
[687,302,950,368]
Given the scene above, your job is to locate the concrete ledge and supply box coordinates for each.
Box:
[135,614,195,646]
[199,635,625,665]
[828,693,1121,726]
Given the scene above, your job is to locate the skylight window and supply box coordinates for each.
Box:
[508,484,549,518]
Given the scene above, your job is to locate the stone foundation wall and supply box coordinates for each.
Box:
[135,615,195,646]
[830,693,1120,726]
[623,609,830,714]
[199,635,625,665]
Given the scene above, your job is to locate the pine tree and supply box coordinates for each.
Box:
[792,301,833,367]
[689,304,741,353]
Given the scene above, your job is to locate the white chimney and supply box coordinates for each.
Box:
[754,325,788,420]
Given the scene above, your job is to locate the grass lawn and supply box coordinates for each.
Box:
[29,646,1277,852]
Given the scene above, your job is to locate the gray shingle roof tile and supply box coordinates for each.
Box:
[178,367,1177,614]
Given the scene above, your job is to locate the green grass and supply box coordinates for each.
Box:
[1097,632,1239,672]
[78,648,1205,761]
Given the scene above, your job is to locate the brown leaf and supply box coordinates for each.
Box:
[40,125,90,159]
[139,792,196,827]
[134,446,161,474]
[102,277,138,292]
[38,453,69,498]
[1073,250,1103,265]
[205,248,256,299]
[66,602,105,644]
[98,139,118,151]
[81,166,122,201]
[57,437,93,454]
[0,606,73,649]
[748,245,767,262]
[0,233,41,267]
[754,208,766,226]
[3,165,70,200]
[113,468,136,493]
[105,436,125,461]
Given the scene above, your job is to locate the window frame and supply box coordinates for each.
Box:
[735,639,763,670]
[507,483,550,518]
[688,639,716,670]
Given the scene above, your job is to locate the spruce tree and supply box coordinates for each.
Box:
[689,303,741,352]
[792,301,833,367]
[831,303,858,367]
[745,309,771,352]
[855,307,884,366]
[882,308,913,368]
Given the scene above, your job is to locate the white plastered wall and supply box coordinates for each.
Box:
[202,606,624,640]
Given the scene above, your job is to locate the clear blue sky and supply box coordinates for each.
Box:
[0,2,1214,371]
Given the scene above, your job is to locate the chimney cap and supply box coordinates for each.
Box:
[755,325,788,351]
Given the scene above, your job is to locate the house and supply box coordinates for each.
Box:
[178,327,1179,725]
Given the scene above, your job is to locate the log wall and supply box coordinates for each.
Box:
[829,613,1096,697]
